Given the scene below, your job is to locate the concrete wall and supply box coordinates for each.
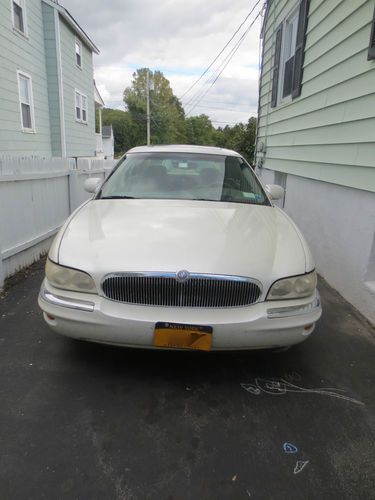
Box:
[258,167,375,324]
[0,0,52,156]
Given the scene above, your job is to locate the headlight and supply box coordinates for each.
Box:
[267,271,317,301]
[45,259,97,294]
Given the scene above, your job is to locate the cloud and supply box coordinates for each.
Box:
[62,0,262,124]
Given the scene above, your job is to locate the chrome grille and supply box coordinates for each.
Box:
[101,273,261,308]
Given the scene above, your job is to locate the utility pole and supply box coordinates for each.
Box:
[146,69,151,146]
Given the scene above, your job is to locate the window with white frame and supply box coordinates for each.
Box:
[12,0,27,35]
[280,7,299,99]
[17,71,35,131]
[270,0,309,108]
[75,38,82,67]
[75,90,87,123]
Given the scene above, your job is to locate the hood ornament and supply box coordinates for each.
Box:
[176,270,190,283]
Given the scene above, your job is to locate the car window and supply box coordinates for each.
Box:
[98,153,270,206]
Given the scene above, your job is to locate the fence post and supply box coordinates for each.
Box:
[0,247,4,291]
[68,169,75,214]
[0,174,4,289]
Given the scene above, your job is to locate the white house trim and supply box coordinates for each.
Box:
[54,8,66,157]
[75,37,82,69]
[74,89,88,124]
[277,1,299,107]
[42,0,100,54]
[10,0,28,38]
[16,70,36,133]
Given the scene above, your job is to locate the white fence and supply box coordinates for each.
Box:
[0,156,116,288]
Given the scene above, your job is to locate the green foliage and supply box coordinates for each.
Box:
[124,68,186,145]
[216,117,257,164]
[101,68,257,161]
[185,114,218,145]
[101,108,138,154]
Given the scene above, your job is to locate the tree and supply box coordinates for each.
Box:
[117,67,257,156]
[101,108,137,154]
[216,117,257,164]
[238,117,257,164]
[185,114,218,145]
[123,68,186,145]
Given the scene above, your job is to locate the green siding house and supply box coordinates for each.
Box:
[256,0,375,323]
[0,0,103,157]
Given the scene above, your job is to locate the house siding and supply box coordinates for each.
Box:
[59,16,96,157]
[256,0,375,324]
[41,2,62,157]
[257,0,375,192]
[0,0,52,156]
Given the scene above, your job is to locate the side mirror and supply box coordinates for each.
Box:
[265,184,285,201]
[84,177,102,193]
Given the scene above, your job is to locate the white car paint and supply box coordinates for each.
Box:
[39,145,321,350]
[55,199,311,299]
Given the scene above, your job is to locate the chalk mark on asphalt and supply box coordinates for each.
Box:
[240,378,364,406]
[283,443,298,453]
[294,460,309,474]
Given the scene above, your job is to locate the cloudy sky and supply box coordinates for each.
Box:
[62,0,263,125]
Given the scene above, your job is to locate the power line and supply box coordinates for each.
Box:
[183,8,262,113]
[182,1,263,111]
[183,96,252,105]
[181,97,252,107]
[189,103,251,113]
[185,9,262,116]
[179,0,263,100]
[152,97,251,114]
[211,120,248,124]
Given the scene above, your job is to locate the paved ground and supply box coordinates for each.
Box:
[0,259,374,500]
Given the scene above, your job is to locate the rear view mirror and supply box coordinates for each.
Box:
[84,177,102,193]
[265,184,285,201]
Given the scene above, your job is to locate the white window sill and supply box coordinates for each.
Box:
[75,119,88,125]
[275,94,293,109]
[22,128,36,134]
[13,27,28,40]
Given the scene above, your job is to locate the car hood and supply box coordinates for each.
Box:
[55,199,310,293]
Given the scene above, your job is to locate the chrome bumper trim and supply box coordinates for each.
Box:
[40,287,95,312]
[266,292,321,319]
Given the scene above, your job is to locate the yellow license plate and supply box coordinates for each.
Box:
[154,322,213,351]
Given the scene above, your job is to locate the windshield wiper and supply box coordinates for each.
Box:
[99,195,136,199]
[191,198,218,202]
[193,198,266,206]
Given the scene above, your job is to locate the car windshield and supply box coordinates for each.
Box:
[98,152,270,206]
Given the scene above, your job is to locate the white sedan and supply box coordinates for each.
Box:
[38,145,321,351]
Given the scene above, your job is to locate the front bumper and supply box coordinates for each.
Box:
[38,279,322,350]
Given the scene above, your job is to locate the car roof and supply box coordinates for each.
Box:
[126,144,242,157]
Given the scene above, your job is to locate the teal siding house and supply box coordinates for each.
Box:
[256,0,375,323]
[0,0,103,157]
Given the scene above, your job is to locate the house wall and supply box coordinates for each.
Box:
[257,0,375,192]
[258,168,375,323]
[59,16,96,157]
[41,2,62,157]
[0,0,52,156]
[103,135,114,159]
[256,0,375,324]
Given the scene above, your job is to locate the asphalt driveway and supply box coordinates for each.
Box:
[0,259,374,500]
